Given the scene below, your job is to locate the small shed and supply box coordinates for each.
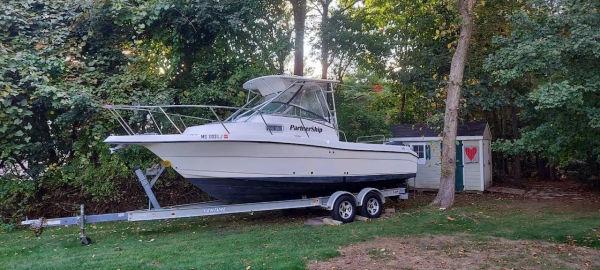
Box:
[390,122,492,191]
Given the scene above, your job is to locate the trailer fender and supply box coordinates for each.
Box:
[356,188,384,206]
[324,191,354,210]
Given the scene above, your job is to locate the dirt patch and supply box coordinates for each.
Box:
[308,234,600,270]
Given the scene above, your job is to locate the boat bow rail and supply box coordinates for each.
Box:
[103,104,241,136]
[103,76,348,141]
[102,103,348,142]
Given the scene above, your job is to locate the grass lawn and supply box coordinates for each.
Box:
[1,193,599,269]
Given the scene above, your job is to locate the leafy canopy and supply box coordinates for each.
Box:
[487,0,600,166]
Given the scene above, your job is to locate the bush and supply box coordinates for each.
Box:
[0,178,38,224]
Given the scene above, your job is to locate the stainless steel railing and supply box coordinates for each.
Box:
[103,104,349,141]
[103,104,238,135]
[356,135,387,144]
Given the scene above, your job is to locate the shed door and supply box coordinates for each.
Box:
[455,141,464,192]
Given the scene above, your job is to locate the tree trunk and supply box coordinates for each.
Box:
[431,0,476,209]
[399,92,406,121]
[290,0,306,76]
[320,0,331,79]
[277,52,286,74]
[510,105,522,180]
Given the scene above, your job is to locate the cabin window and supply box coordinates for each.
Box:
[410,143,431,164]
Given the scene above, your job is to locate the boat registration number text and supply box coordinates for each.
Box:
[194,134,229,140]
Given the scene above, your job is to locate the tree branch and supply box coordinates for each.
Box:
[339,0,359,14]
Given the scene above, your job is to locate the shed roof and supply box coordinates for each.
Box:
[391,122,488,138]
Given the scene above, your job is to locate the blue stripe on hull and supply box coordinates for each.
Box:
[187,173,415,203]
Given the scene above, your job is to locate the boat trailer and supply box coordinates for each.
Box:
[21,164,409,245]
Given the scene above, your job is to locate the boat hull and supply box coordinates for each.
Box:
[147,141,416,174]
[103,76,419,203]
[134,140,417,203]
[188,174,414,203]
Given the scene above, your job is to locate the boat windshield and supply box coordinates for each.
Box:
[232,83,332,123]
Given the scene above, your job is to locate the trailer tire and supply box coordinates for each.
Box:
[331,194,356,223]
[359,192,383,219]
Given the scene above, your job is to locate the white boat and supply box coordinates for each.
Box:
[104,75,417,202]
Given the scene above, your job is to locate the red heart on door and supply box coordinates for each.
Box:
[465,146,478,161]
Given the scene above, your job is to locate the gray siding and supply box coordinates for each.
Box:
[403,141,442,189]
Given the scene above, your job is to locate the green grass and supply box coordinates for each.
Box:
[0,198,599,269]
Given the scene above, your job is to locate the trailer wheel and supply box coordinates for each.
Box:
[331,194,356,223]
[359,192,383,218]
[80,236,92,246]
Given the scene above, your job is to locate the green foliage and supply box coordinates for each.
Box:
[486,0,600,168]
[1,0,99,179]
[337,91,389,142]
[0,222,15,233]
[361,0,458,97]
[0,178,37,223]
[330,0,468,127]
[335,73,439,141]
[336,74,402,141]
[0,0,293,221]
[318,5,390,79]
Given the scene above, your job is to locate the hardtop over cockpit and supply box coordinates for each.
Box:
[242,75,338,96]
[231,75,339,128]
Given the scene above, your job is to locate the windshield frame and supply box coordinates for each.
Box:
[229,80,336,129]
